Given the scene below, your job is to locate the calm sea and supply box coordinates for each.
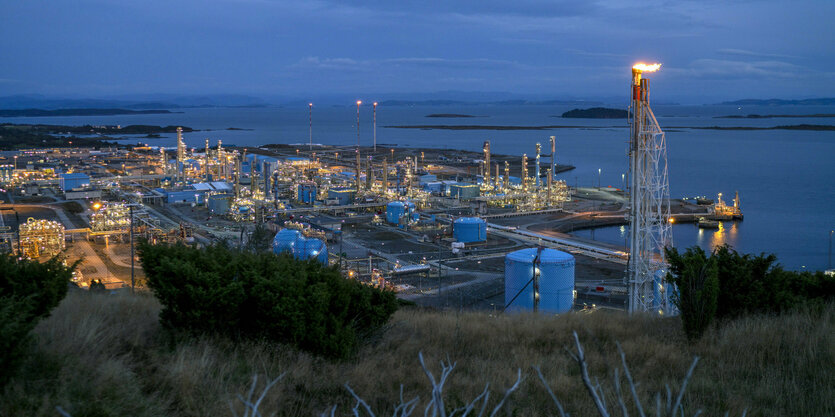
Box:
[3,103,834,271]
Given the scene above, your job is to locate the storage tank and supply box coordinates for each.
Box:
[449,184,480,199]
[504,248,575,313]
[453,217,487,243]
[273,229,302,256]
[207,194,231,215]
[386,201,416,225]
[386,201,405,224]
[273,229,328,264]
[296,236,329,264]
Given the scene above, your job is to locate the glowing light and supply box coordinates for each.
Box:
[632,62,662,72]
[92,202,101,210]
[373,102,378,106]
[669,217,675,224]
[356,100,362,105]
[309,102,313,107]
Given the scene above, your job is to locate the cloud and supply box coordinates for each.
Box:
[673,59,812,79]
[717,48,797,59]
[292,56,522,71]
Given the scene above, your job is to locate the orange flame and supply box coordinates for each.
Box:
[632,62,662,72]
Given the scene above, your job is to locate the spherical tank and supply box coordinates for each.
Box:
[504,248,575,313]
[453,217,487,243]
[273,229,301,256]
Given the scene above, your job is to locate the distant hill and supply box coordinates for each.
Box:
[0,94,268,110]
[561,107,628,119]
[0,108,176,117]
[425,113,477,118]
[720,98,835,106]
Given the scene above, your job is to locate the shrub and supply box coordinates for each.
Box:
[139,242,398,359]
[665,246,719,340]
[711,244,834,320]
[0,255,74,381]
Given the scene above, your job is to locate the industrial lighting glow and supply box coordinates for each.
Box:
[632,62,662,72]
[356,100,362,105]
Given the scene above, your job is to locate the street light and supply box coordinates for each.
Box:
[598,168,602,189]
[373,102,378,152]
[829,229,833,270]
[308,103,313,151]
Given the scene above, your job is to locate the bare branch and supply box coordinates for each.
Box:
[572,331,610,417]
[489,368,523,417]
[616,342,646,417]
[533,366,569,417]
[612,368,629,417]
[345,383,376,417]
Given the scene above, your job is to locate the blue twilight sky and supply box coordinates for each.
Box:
[1,0,833,103]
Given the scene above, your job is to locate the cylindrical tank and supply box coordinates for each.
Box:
[386,201,406,224]
[207,194,231,214]
[453,217,487,243]
[504,248,575,313]
[273,229,301,256]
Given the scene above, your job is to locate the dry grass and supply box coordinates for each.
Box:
[2,291,832,416]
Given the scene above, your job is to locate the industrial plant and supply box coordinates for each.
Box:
[0,64,746,314]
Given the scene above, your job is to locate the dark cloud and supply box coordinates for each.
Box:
[0,0,831,102]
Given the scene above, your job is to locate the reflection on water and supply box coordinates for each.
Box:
[574,221,742,253]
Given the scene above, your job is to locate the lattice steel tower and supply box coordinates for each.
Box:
[627,63,673,314]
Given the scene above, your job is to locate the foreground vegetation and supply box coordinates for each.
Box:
[139,242,399,359]
[1,291,831,416]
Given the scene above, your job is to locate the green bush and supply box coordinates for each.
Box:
[0,255,74,381]
[665,246,719,340]
[666,245,835,338]
[711,245,834,320]
[139,242,398,359]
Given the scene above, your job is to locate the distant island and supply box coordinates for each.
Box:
[687,124,835,131]
[385,124,586,131]
[715,114,835,119]
[720,98,835,106]
[0,108,177,117]
[561,107,629,119]
[425,114,477,118]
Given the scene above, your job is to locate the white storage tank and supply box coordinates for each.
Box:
[504,248,575,313]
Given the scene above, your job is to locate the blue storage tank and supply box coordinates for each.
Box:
[453,217,487,243]
[386,201,416,225]
[273,229,328,264]
[297,237,329,264]
[504,248,575,313]
[273,229,302,255]
[386,201,405,224]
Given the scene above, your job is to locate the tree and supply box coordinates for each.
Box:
[0,255,75,381]
[665,246,719,340]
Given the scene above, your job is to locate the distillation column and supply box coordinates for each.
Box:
[550,135,556,180]
[535,143,541,188]
[483,141,491,188]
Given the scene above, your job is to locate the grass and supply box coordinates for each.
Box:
[2,291,832,416]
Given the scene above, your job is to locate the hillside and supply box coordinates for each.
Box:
[1,291,831,416]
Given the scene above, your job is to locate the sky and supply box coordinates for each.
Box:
[1,0,833,103]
